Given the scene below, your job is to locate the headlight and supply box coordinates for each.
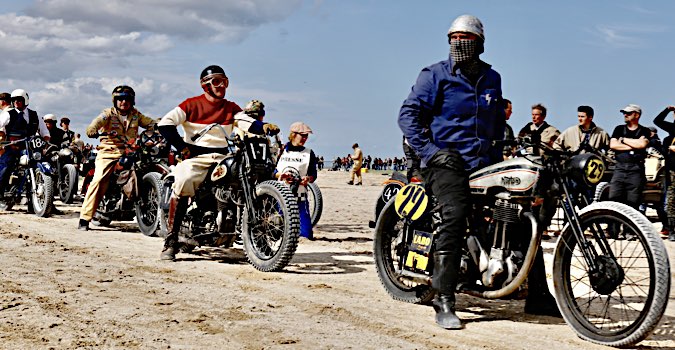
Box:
[59,148,73,157]
[32,152,41,161]
[567,154,605,187]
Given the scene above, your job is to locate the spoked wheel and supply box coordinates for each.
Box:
[31,170,54,217]
[58,164,78,204]
[553,201,670,347]
[306,182,323,227]
[242,180,300,272]
[135,172,163,236]
[373,199,434,304]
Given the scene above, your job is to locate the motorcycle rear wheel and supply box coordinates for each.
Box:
[242,180,300,272]
[31,170,54,217]
[553,201,670,347]
[307,182,323,227]
[373,198,434,304]
[58,164,78,204]
[135,172,163,236]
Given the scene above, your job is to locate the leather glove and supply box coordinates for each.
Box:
[428,149,465,173]
[262,123,280,136]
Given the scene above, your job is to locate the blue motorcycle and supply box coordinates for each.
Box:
[0,135,55,217]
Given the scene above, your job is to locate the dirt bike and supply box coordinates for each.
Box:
[91,131,167,236]
[0,135,55,217]
[373,139,670,347]
[159,124,300,272]
[45,141,79,204]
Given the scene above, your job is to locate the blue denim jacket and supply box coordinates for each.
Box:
[398,56,505,171]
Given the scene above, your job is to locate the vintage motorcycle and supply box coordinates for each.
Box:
[159,123,300,272]
[91,131,167,236]
[45,141,79,204]
[0,135,55,217]
[271,133,323,227]
[373,140,670,347]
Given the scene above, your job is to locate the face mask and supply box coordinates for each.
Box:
[450,39,481,63]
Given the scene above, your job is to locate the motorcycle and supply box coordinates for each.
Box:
[92,131,167,236]
[373,139,670,347]
[272,133,323,227]
[45,141,79,204]
[0,135,55,217]
[159,123,300,272]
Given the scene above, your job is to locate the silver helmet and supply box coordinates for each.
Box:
[447,14,485,42]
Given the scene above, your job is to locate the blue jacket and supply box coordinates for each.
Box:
[398,56,505,171]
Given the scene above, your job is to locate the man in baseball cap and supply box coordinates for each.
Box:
[620,104,642,115]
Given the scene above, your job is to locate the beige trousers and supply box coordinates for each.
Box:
[350,161,363,183]
[171,153,226,197]
[80,156,118,221]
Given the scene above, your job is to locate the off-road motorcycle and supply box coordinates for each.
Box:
[0,135,55,217]
[91,131,167,236]
[373,139,670,347]
[45,141,79,204]
[272,133,323,227]
[159,123,300,272]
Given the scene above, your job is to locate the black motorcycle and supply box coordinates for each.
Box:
[373,139,670,347]
[159,123,300,272]
[45,141,79,204]
[0,135,55,217]
[92,131,167,236]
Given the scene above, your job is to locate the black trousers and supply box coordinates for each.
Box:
[608,163,645,209]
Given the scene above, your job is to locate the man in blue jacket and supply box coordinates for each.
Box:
[398,14,505,329]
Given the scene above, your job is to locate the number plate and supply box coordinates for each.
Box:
[404,229,433,272]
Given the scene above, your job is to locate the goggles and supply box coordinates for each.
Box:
[201,75,227,88]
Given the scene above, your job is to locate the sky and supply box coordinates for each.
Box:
[2,0,675,160]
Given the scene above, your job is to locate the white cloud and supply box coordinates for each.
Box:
[589,24,667,48]
[25,0,302,43]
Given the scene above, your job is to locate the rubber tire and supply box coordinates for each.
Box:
[553,201,670,347]
[307,182,323,227]
[242,180,300,272]
[58,164,78,204]
[135,172,163,237]
[593,182,610,202]
[374,182,403,224]
[373,198,435,304]
[31,169,54,217]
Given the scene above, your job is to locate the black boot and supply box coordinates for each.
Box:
[524,249,562,317]
[432,251,462,329]
[160,197,188,261]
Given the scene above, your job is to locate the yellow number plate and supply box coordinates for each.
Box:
[394,184,429,221]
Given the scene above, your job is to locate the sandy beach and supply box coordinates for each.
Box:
[0,169,673,349]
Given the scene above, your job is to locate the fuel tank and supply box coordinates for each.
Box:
[469,156,543,196]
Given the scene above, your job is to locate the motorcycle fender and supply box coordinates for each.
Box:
[36,162,52,175]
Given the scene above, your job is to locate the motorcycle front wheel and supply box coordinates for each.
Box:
[373,198,434,304]
[553,201,670,347]
[242,180,300,272]
[135,172,163,236]
[58,164,78,204]
[31,169,54,217]
[306,182,323,227]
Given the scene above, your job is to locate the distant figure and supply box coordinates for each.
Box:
[61,117,75,145]
[347,143,363,185]
[503,99,515,160]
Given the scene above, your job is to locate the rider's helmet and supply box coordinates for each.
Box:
[43,114,57,123]
[111,85,135,106]
[11,89,29,106]
[60,117,71,126]
[200,65,228,99]
[244,99,265,119]
[447,14,485,41]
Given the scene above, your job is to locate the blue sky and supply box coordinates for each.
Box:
[2,1,675,159]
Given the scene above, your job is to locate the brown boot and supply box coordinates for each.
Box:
[160,197,188,261]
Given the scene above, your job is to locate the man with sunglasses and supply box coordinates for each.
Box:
[608,104,651,237]
[158,65,280,261]
[0,89,50,206]
[78,85,155,230]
